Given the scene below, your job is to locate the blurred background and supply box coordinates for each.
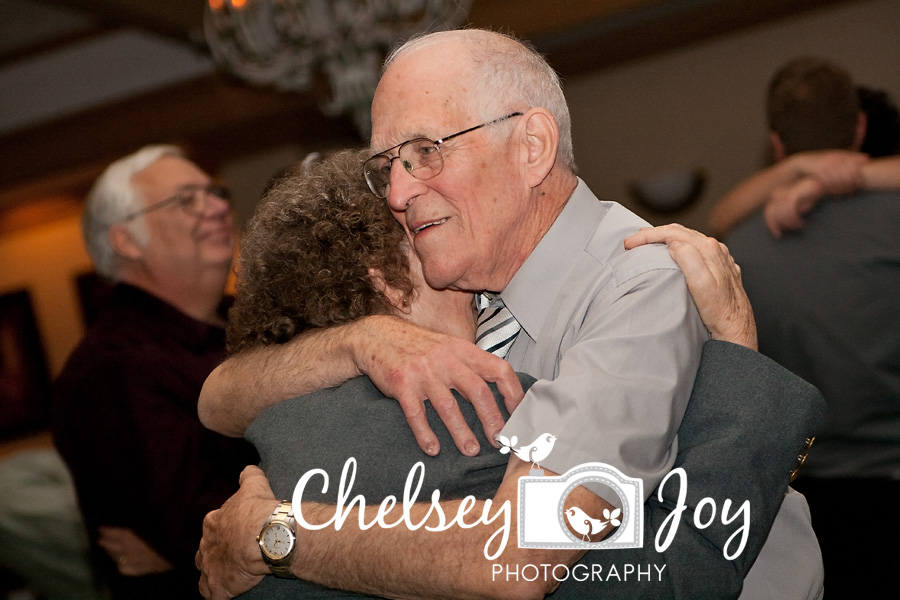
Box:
[0,0,898,523]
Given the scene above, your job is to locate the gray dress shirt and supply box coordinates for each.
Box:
[499,180,822,599]
[501,179,708,503]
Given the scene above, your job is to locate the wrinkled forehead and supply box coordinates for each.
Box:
[370,43,474,153]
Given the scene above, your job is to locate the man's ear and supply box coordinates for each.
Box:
[521,108,559,188]
[368,267,410,314]
[769,131,787,161]
[853,111,868,152]
[108,223,144,262]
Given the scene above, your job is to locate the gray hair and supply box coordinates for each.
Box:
[82,144,184,279]
[384,29,576,173]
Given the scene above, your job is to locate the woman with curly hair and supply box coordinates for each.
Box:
[229,148,528,600]
[227,148,475,354]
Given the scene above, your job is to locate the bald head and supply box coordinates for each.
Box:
[377,29,575,172]
[368,29,577,292]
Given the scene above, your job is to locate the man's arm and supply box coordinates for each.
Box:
[199,315,524,456]
[708,150,869,237]
[860,154,900,188]
[198,459,612,600]
[198,324,362,437]
[97,526,174,576]
[762,154,900,237]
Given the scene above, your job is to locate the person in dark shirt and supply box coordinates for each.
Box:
[721,57,900,598]
[53,144,257,599]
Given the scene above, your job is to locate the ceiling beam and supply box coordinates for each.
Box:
[0,72,359,211]
[48,0,204,41]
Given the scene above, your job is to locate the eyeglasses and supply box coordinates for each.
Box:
[363,112,524,199]
[121,183,232,221]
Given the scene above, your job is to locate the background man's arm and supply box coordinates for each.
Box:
[97,526,173,576]
[198,458,611,600]
[860,154,900,188]
[708,150,869,237]
[199,315,524,456]
[762,154,900,237]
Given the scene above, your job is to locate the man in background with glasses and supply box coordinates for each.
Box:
[198,29,821,600]
[53,145,257,599]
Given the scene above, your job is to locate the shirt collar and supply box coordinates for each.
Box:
[501,178,608,341]
[112,283,227,350]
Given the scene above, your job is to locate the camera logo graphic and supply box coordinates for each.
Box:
[505,433,643,550]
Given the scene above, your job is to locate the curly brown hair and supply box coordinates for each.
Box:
[226,148,414,354]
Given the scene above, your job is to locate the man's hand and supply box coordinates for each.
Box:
[354,316,525,457]
[763,178,825,237]
[624,224,758,350]
[200,316,524,458]
[791,150,868,195]
[197,466,277,600]
[97,526,173,576]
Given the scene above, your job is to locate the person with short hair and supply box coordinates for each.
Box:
[766,56,864,157]
[53,145,257,599]
[709,56,900,238]
[724,58,900,598]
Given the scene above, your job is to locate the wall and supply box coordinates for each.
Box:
[566,0,900,231]
[219,141,363,225]
[0,212,92,377]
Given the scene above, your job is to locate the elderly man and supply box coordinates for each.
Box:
[198,31,821,599]
[53,145,257,599]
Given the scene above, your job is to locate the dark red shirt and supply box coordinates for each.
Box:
[53,284,257,597]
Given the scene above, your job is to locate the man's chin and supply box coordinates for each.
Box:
[421,261,465,292]
[203,249,236,271]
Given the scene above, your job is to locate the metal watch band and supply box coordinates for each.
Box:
[270,501,294,525]
[258,501,298,579]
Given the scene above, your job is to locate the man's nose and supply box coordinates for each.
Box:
[203,189,231,217]
[386,161,424,212]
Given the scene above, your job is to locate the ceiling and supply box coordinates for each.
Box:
[0,0,851,213]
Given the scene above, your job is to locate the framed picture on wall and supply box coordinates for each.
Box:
[0,289,52,438]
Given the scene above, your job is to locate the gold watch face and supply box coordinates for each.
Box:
[260,521,295,560]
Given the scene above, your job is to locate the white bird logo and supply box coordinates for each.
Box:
[497,433,557,469]
[564,506,622,542]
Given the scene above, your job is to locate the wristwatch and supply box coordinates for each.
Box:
[257,501,298,578]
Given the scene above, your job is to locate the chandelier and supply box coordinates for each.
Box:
[204,0,472,137]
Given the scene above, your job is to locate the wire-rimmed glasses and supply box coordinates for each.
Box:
[363,112,524,199]
[121,183,231,222]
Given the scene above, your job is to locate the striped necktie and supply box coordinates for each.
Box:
[475,293,521,359]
